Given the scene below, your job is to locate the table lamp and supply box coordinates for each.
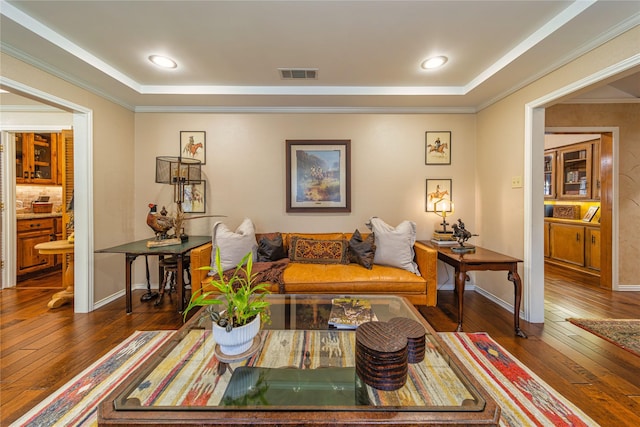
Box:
[432,198,456,241]
[155,156,202,240]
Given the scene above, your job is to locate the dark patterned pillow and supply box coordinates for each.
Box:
[257,233,286,262]
[289,236,348,264]
[348,229,376,269]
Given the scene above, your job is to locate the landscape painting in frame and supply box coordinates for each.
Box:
[180,131,206,165]
[425,131,451,165]
[183,181,206,213]
[425,179,452,212]
[286,140,351,213]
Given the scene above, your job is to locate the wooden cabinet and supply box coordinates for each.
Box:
[544,151,556,199]
[17,218,56,276]
[545,220,600,276]
[557,142,592,199]
[586,227,600,271]
[15,132,60,185]
[546,139,600,200]
[549,223,584,266]
[543,222,550,258]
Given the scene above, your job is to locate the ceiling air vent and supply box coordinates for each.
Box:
[279,68,318,80]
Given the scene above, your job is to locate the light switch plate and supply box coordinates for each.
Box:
[511,176,523,188]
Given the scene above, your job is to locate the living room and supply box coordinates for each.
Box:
[1,1,639,425]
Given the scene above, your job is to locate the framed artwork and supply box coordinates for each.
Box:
[286,140,351,213]
[425,179,452,212]
[425,131,451,165]
[182,181,206,213]
[180,131,206,165]
[582,205,599,222]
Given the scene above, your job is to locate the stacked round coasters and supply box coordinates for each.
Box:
[389,317,426,363]
[355,321,408,391]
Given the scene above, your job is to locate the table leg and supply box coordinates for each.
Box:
[125,254,137,314]
[177,254,185,313]
[508,269,528,338]
[48,255,74,309]
[455,269,467,332]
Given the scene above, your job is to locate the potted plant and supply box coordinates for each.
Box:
[183,249,271,355]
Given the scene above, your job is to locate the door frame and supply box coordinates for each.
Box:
[0,76,94,313]
[524,57,638,322]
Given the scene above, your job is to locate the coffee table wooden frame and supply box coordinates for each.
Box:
[98,295,500,426]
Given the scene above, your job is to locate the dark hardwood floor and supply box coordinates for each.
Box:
[1,265,639,426]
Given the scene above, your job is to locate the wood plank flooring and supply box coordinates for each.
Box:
[1,265,639,426]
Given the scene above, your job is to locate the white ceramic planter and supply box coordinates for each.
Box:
[212,315,260,355]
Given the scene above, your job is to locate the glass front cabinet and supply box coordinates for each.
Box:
[544,151,556,199]
[545,140,599,201]
[15,132,59,185]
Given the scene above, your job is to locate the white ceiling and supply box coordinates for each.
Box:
[1,0,639,112]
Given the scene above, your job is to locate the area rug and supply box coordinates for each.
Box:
[11,331,598,427]
[567,318,640,357]
[9,330,175,427]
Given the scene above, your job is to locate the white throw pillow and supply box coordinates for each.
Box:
[366,217,420,275]
[211,218,257,272]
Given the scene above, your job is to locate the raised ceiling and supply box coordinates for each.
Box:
[1,0,639,112]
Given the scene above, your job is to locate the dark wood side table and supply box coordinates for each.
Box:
[96,235,211,314]
[420,241,527,338]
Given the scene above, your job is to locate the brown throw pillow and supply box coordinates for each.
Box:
[348,229,376,269]
[257,233,286,262]
[289,236,348,264]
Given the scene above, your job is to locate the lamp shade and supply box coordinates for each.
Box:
[155,156,202,184]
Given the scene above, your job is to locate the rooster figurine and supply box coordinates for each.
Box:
[147,203,174,240]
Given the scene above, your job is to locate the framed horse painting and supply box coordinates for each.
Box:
[180,131,206,165]
[425,131,451,165]
[425,178,452,212]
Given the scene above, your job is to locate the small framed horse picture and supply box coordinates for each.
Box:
[180,131,206,165]
[425,131,451,165]
[426,179,452,212]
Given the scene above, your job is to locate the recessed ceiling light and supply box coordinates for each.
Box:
[421,56,448,70]
[148,55,177,69]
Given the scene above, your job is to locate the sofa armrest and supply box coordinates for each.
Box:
[189,242,212,296]
[414,241,438,306]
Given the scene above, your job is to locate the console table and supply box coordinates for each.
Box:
[421,241,527,338]
[96,235,211,314]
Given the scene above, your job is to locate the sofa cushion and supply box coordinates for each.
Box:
[289,236,349,264]
[282,263,425,294]
[211,218,257,271]
[366,217,419,275]
[348,229,376,269]
[257,232,286,262]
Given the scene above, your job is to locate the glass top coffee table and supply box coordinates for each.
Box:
[98,295,499,426]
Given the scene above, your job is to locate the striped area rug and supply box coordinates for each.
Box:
[10,330,175,427]
[11,331,598,427]
[439,332,598,427]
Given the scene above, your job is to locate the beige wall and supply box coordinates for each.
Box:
[134,113,477,287]
[475,25,640,307]
[133,114,477,282]
[1,52,136,303]
[547,103,640,287]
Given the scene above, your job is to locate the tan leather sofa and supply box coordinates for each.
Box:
[189,232,437,306]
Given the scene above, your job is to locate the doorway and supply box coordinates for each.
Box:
[543,130,615,290]
[0,77,94,313]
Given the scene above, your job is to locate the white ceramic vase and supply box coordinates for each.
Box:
[212,314,260,355]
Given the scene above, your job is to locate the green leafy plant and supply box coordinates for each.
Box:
[183,249,271,331]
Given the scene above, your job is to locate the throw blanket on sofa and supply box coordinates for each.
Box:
[212,259,290,294]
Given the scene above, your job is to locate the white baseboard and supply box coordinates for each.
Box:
[92,283,151,310]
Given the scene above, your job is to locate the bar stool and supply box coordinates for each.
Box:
[155,255,191,306]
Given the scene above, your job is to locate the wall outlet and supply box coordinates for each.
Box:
[511,176,523,188]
